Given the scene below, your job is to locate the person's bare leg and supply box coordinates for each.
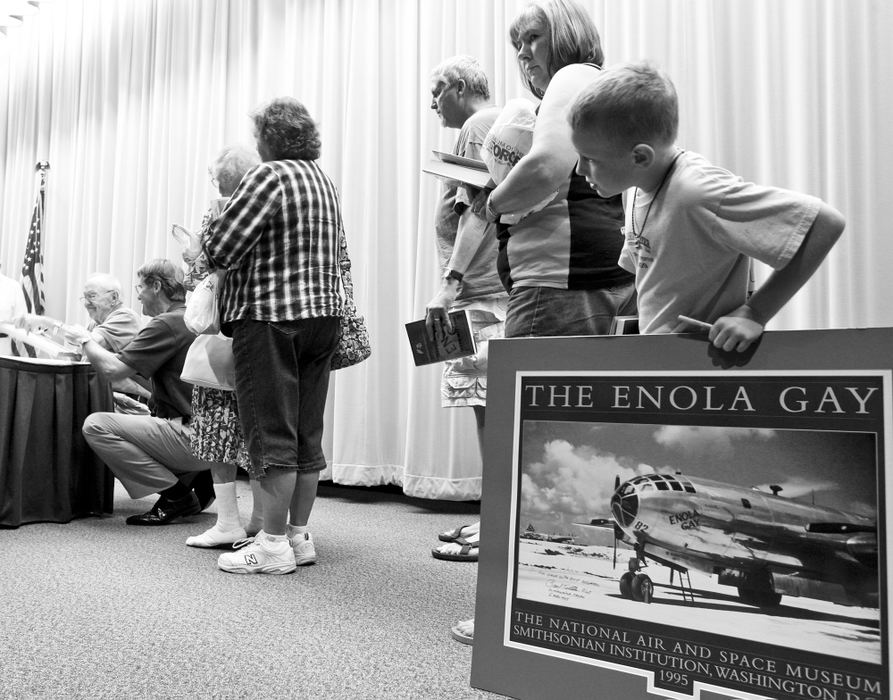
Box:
[245,478,264,536]
[257,469,296,536]
[435,405,484,547]
[288,470,319,527]
[284,471,320,565]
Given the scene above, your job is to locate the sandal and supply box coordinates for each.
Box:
[438,522,480,543]
[431,536,479,562]
[438,524,473,543]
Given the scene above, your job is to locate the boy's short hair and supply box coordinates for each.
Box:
[569,61,679,149]
[430,55,490,101]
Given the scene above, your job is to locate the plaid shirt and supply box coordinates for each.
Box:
[204,159,343,325]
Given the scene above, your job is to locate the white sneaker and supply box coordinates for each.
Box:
[186,524,247,549]
[289,531,317,566]
[217,531,296,574]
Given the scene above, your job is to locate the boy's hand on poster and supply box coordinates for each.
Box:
[709,305,764,352]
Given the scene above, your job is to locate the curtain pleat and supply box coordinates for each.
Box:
[1,0,890,500]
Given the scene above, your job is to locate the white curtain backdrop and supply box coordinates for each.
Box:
[1,0,890,499]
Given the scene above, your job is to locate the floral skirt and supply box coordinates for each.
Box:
[190,386,250,468]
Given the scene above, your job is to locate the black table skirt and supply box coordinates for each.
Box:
[0,356,115,527]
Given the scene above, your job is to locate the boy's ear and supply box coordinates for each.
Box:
[455,78,466,96]
[632,144,655,168]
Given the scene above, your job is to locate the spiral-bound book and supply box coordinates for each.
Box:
[405,309,476,366]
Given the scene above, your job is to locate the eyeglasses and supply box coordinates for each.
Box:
[207,166,219,188]
[79,291,112,303]
[135,276,158,294]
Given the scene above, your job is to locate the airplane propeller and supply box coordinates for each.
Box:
[612,474,621,569]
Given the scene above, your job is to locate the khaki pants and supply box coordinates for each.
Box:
[82,412,214,499]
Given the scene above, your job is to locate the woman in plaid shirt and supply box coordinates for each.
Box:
[205,97,344,575]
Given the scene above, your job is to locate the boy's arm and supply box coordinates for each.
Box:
[709,202,845,352]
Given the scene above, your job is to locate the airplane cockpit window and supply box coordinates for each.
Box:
[741,498,752,509]
[655,480,669,491]
[668,480,683,491]
[619,482,637,497]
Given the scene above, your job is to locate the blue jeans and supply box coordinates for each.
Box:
[231,317,340,478]
[505,282,637,338]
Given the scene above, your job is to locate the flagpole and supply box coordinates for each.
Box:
[35,160,49,190]
[21,161,49,318]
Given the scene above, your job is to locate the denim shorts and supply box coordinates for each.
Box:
[505,282,637,338]
[231,317,340,478]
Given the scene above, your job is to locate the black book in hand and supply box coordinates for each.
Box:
[405,310,476,366]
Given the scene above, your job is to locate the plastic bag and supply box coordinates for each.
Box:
[481,99,558,224]
[181,333,235,391]
[183,272,221,335]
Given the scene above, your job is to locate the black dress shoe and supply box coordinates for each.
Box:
[125,493,202,526]
[190,470,216,511]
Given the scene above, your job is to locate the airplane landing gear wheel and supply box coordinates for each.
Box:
[737,570,782,608]
[619,571,634,598]
[631,573,654,603]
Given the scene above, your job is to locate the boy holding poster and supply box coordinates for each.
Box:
[567,62,846,351]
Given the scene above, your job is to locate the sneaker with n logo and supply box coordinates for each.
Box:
[217,531,296,574]
[289,531,317,566]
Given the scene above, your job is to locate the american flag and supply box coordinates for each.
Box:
[21,172,47,316]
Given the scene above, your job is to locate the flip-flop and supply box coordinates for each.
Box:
[450,620,474,645]
[438,524,475,543]
[431,536,479,562]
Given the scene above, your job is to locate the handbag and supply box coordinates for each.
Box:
[180,333,235,391]
[183,271,222,335]
[330,230,372,370]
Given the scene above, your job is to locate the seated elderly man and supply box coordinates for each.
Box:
[77,259,214,525]
[16,272,140,351]
[79,273,141,352]
[16,272,148,408]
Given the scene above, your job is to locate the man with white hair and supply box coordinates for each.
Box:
[16,271,141,353]
[16,271,147,407]
[426,56,505,563]
[79,272,141,352]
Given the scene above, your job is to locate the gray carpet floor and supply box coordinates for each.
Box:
[0,480,504,700]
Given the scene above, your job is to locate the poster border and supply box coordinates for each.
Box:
[471,330,893,700]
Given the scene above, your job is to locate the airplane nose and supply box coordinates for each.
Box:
[611,491,639,528]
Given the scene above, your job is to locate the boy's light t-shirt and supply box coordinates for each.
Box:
[619,150,822,334]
